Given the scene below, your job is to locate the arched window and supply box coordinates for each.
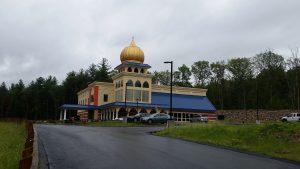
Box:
[143,81,149,88]
[126,80,133,86]
[140,69,144,73]
[134,68,139,73]
[135,80,141,87]
[128,67,132,72]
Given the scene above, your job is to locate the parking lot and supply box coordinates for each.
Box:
[37,125,300,169]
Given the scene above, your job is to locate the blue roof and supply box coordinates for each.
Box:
[115,61,151,70]
[60,92,216,112]
[151,92,216,112]
[97,102,165,109]
[60,104,102,110]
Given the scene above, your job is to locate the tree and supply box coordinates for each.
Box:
[96,58,111,82]
[254,50,285,72]
[152,71,160,84]
[287,48,300,110]
[191,61,211,87]
[8,80,26,117]
[175,64,192,87]
[151,71,171,86]
[0,82,9,117]
[227,58,253,110]
[173,71,181,85]
[87,63,97,81]
[254,50,288,109]
[210,61,226,109]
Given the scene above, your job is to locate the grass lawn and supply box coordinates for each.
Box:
[155,122,300,162]
[86,120,145,127]
[0,122,26,169]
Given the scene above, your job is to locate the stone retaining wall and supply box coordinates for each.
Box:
[216,110,296,121]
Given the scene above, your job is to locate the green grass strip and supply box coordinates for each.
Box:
[0,122,26,169]
[155,122,300,162]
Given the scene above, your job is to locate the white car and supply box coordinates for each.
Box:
[281,113,300,122]
[113,117,124,121]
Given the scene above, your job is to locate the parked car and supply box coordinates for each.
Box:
[113,117,124,121]
[141,113,170,124]
[190,114,208,123]
[127,113,150,123]
[282,113,300,122]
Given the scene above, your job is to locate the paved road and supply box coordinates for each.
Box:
[36,125,300,169]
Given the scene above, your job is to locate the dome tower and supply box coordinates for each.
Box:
[120,39,144,63]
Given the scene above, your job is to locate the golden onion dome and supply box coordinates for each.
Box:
[120,39,144,63]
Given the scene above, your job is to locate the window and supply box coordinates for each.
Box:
[134,90,141,101]
[126,80,133,86]
[143,81,149,88]
[121,80,123,87]
[126,89,133,101]
[90,95,94,102]
[128,67,132,72]
[142,91,149,102]
[115,90,123,102]
[103,94,108,102]
[141,69,144,73]
[135,80,141,87]
[134,68,139,73]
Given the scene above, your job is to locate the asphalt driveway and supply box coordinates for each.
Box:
[36,125,300,169]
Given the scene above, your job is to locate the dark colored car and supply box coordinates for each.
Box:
[127,113,150,123]
[141,113,170,124]
[190,114,208,123]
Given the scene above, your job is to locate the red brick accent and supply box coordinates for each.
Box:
[94,86,99,106]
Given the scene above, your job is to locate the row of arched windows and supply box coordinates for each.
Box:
[115,80,149,88]
[126,80,149,88]
[127,67,145,73]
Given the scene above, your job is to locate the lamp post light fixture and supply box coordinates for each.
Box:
[164,61,173,116]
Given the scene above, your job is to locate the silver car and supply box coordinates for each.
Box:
[190,114,208,123]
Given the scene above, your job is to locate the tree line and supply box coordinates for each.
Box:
[0,49,299,120]
[153,49,300,111]
[0,58,112,120]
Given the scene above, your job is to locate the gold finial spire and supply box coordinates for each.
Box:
[130,36,136,46]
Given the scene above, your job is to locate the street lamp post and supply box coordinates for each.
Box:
[164,61,173,116]
[256,77,260,124]
[136,98,139,114]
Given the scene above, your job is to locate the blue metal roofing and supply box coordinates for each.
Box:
[115,61,151,69]
[60,92,216,112]
[60,104,102,110]
[151,92,216,112]
[97,102,165,109]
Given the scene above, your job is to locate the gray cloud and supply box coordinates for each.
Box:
[0,0,300,85]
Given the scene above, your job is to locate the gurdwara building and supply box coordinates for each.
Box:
[61,39,216,122]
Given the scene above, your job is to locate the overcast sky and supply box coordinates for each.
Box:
[1,0,300,85]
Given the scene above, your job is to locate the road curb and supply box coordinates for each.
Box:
[31,125,39,169]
